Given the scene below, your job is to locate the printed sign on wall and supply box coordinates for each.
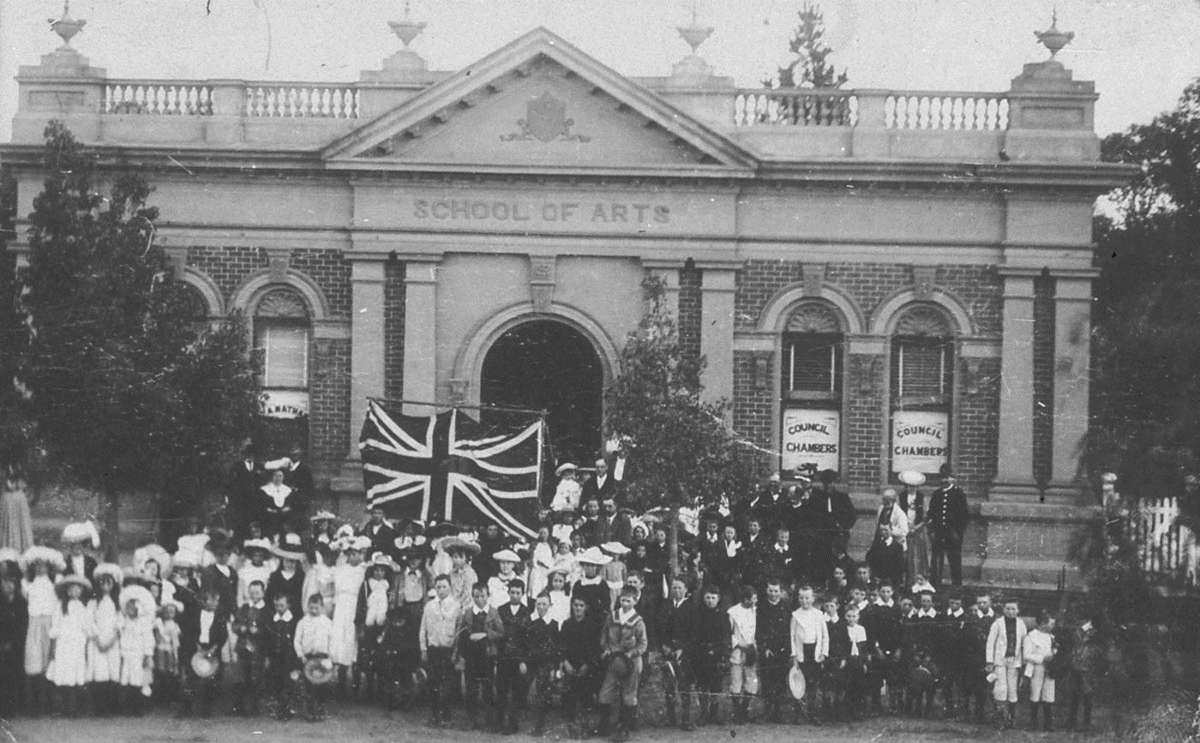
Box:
[891,410,949,473]
[781,408,840,473]
[259,390,310,419]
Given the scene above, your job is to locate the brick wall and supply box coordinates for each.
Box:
[289,249,351,317]
[734,260,1001,334]
[733,350,773,454]
[1033,273,1055,486]
[310,338,351,466]
[186,246,351,318]
[678,262,702,363]
[957,356,1001,497]
[384,260,406,400]
[732,259,1003,494]
[186,246,353,475]
[845,354,886,490]
[187,246,268,300]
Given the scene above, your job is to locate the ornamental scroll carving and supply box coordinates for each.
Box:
[501,92,591,143]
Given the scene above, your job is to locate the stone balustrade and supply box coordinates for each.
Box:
[12,46,1100,161]
[732,88,1010,131]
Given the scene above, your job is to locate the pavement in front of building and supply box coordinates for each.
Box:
[1,705,1122,743]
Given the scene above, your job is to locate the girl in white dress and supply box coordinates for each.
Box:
[87,564,123,713]
[47,574,93,715]
[117,588,156,715]
[545,569,571,625]
[329,536,368,694]
[528,527,554,598]
[21,546,63,716]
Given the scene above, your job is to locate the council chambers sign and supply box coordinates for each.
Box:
[781,408,840,473]
[891,410,949,473]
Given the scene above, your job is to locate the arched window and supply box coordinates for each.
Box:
[780,301,844,475]
[179,283,210,333]
[890,303,955,476]
[253,287,311,459]
[254,288,311,392]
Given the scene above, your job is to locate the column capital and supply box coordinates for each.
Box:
[350,258,386,283]
[701,268,737,292]
[404,260,439,285]
[999,272,1037,297]
[1052,273,1098,300]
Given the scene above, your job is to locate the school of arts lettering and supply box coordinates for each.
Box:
[413,199,671,224]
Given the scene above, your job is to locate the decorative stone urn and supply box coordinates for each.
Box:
[49,1,85,49]
[1034,11,1074,58]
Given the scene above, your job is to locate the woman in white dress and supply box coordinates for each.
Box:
[329,536,368,693]
[87,564,124,713]
[47,574,93,715]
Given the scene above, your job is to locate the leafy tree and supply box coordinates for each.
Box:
[766,2,849,89]
[19,121,259,543]
[604,276,753,576]
[0,166,31,474]
[1091,79,1200,497]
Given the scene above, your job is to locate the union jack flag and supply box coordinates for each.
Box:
[359,400,543,538]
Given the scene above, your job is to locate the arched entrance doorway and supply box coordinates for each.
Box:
[480,319,604,471]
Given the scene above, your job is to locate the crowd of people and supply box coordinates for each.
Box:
[0,454,1110,739]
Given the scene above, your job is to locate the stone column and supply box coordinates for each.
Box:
[1048,273,1096,495]
[699,268,736,407]
[991,271,1039,498]
[347,256,387,459]
[403,260,439,415]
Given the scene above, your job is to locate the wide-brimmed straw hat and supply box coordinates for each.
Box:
[492,549,521,563]
[21,545,65,572]
[788,666,807,700]
[440,537,481,556]
[555,463,578,477]
[273,533,307,562]
[303,655,335,685]
[241,538,273,556]
[600,542,631,556]
[576,547,612,566]
[93,563,124,585]
[898,471,927,487]
[309,510,337,522]
[133,544,172,579]
[55,573,92,599]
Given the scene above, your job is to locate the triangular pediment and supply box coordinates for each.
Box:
[322,28,756,173]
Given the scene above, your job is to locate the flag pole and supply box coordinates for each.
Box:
[367,396,546,417]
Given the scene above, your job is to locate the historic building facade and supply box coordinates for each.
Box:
[3,13,1131,586]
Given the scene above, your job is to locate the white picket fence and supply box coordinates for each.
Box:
[1130,496,1199,586]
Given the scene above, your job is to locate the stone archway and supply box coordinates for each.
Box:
[479,319,604,467]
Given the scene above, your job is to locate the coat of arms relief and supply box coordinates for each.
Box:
[501,92,591,143]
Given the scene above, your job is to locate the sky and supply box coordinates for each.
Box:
[1,0,1197,141]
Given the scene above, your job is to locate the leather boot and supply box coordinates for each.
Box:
[592,705,613,738]
[680,693,694,731]
[1030,701,1039,729]
[707,697,721,725]
[611,706,631,743]
[1043,703,1054,732]
[532,708,548,737]
[1007,702,1017,729]
[664,694,677,727]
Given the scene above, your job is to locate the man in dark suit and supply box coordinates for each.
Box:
[228,445,263,540]
[200,530,238,615]
[363,506,397,557]
[928,466,969,586]
[280,447,314,528]
[581,457,619,503]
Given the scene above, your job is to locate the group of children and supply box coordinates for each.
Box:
[0,508,1107,739]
